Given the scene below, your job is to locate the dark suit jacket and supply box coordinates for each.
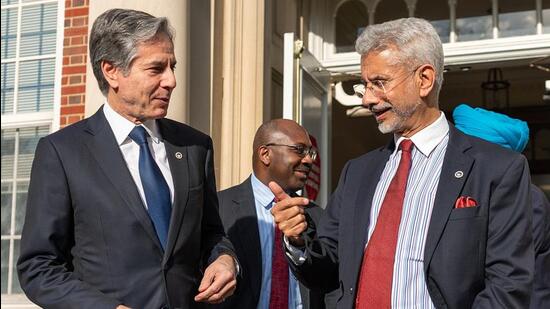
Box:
[530,185,550,309]
[213,177,333,309]
[17,107,235,309]
[289,125,534,309]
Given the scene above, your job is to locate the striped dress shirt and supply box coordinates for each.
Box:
[367,112,449,308]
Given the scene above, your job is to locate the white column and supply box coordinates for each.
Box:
[215,0,265,189]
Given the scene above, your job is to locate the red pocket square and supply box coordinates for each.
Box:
[455,196,478,209]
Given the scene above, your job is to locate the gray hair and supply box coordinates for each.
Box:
[355,17,444,95]
[89,8,174,96]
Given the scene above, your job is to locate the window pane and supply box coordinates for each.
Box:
[1,129,16,180]
[1,0,19,6]
[1,62,15,114]
[499,1,536,37]
[17,126,49,179]
[415,0,450,43]
[374,0,408,24]
[12,239,21,293]
[15,182,28,234]
[1,239,8,294]
[456,0,492,42]
[1,8,17,59]
[20,3,58,57]
[1,183,13,236]
[335,0,368,53]
[17,59,55,113]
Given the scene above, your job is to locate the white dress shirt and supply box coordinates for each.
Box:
[103,102,174,208]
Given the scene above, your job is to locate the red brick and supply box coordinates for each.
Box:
[69,75,82,84]
[62,65,86,75]
[64,19,71,27]
[70,55,83,64]
[62,76,68,85]
[65,7,88,18]
[63,46,87,56]
[61,96,68,105]
[60,116,67,126]
[67,115,82,124]
[71,36,84,45]
[63,56,69,65]
[68,95,82,104]
[62,85,86,95]
[73,16,87,27]
[61,105,85,115]
[63,37,70,46]
[64,27,88,37]
[72,0,85,7]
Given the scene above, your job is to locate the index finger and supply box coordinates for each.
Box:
[268,181,290,202]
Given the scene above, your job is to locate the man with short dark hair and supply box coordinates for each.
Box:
[214,119,335,309]
[17,8,237,309]
[271,18,533,308]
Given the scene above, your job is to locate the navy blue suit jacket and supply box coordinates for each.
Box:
[17,107,235,309]
[290,125,534,309]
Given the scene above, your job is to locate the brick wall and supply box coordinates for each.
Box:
[61,0,88,127]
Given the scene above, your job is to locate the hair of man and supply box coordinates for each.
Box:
[355,17,444,97]
[89,8,175,96]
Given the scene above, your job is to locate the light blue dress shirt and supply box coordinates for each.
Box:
[251,174,303,309]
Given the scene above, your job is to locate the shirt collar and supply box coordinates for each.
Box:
[250,173,275,209]
[103,101,162,146]
[393,112,449,157]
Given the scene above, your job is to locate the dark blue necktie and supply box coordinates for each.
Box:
[129,126,172,250]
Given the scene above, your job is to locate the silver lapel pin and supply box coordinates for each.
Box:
[454,170,464,178]
[175,152,183,159]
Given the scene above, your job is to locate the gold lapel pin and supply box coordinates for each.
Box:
[175,152,183,159]
[454,171,464,178]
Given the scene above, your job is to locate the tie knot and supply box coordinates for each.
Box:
[399,139,414,153]
[129,126,149,145]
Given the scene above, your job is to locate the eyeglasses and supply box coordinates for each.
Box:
[353,66,420,99]
[264,143,318,161]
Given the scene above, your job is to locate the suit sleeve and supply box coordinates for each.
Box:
[16,138,121,309]
[201,138,237,267]
[473,155,534,308]
[288,162,351,291]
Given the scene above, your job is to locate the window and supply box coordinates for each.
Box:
[1,0,61,302]
[374,0,408,24]
[416,0,451,43]
[1,126,49,295]
[335,0,368,53]
[499,0,536,38]
[456,0,493,42]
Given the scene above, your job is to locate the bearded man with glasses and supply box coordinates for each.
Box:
[270,18,534,309]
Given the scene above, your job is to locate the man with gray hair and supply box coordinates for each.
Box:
[17,8,237,309]
[270,17,533,308]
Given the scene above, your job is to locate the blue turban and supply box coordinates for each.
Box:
[452,104,530,152]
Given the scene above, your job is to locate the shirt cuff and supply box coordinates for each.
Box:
[283,236,307,265]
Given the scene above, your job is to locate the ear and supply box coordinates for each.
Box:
[101,60,121,90]
[417,64,436,98]
[258,146,271,166]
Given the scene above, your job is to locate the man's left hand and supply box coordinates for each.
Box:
[194,254,237,304]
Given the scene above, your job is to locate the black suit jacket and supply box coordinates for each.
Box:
[213,177,333,309]
[17,107,235,309]
[290,125,534,309]
[530,185,550,309]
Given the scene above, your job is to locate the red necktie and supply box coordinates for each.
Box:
[356,139,414,308]
[269,198,289,309]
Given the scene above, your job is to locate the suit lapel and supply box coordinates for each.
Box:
[423,125,474,272]
[84,107,163,252]
[233,179,262,302]
[352,146,392,271]
[158,120,190,263]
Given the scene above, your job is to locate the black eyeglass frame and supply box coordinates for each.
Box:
[263,143,318,161]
